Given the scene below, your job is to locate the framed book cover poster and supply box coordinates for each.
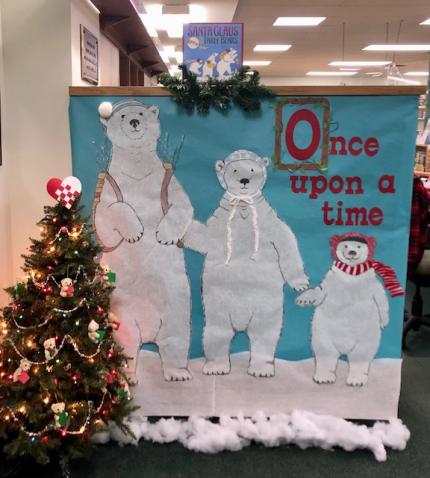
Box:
[183,23,243,80]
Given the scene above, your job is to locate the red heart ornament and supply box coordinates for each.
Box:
[46,176,82,209]
[18,371,30,384]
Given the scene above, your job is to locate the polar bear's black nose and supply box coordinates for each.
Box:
[130,119,140,128]
[240,178,250,185]
[348,250,357,257]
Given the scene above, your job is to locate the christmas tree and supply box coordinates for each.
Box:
[0,180,133,466]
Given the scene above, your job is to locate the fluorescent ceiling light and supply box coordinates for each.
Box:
[363,44,430,51]
[254,44,291,52]
[365,72,383,76]
[306,71,357,76]
[329,61,391,67]
[404,71,429,76]
[420,18,430,25]
[340,68,360,71]
[243,60,271,66]
[387,75,421,85]
[273,17,326,26]
[140,4,207,39]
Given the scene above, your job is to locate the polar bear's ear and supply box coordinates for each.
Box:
[148,105,159,118]
[215,160,225,172]
[98,102,113,126]
[262,157,271,167]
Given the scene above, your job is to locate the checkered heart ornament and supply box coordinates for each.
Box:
[46,176,82,209]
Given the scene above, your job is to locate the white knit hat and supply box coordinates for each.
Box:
[216,149,270,190]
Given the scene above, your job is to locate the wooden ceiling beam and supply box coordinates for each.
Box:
[100,15,130,30]
[127,44,150,55]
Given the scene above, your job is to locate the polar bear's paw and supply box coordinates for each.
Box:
[156,216,185,246]
[313,370,336,384]
[295,288,325,307]
[203,359,231,375]
[248,362,275,378]
[163,367,193,382]
[346,372,368,387]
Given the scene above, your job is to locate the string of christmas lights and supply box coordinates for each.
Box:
[7,333,103,365]
[8,315,52,330]
[2,390,109,438]
[46,224,86,244]
[30,265,96,289]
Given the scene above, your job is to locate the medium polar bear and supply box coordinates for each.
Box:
[296,232,404,386]
[94,100,193,382]
[184,150,309,378]
[201,54,217,80]
[216,49,238,78]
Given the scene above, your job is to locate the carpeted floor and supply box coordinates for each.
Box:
[1,327,429,478]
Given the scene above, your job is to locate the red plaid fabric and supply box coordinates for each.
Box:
[408,178,430,277]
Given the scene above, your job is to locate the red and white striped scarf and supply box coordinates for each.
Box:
[333,259,404,297]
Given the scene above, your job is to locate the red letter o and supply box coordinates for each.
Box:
[285,109,321,161]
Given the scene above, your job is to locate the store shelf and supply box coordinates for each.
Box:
[414,170,430,177]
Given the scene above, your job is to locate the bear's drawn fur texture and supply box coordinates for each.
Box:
[184,150,309,378]
[296,235,390,387]
[94,100,193,382]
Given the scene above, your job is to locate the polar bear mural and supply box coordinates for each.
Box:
[94,100,193,382]
[183,150,309,378]
[295,232,404,386]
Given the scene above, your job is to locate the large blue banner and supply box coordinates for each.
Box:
[70,92,417,419]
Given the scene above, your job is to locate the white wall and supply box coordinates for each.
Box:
[0,0,73,304]
[70,0,99,86]
[99,34,119,86]
[0,0,121,306]
[0,2,12,305]
[70,0,119,86]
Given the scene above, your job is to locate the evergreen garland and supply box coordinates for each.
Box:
[159,65,275,114]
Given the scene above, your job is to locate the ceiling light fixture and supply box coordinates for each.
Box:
[254,44,291,52]
[306,71,357,76]
[273,17,326,26]
[243,60,272,66]
[339,68,361,71]
[404,71,429,76]
[363,44,430,51]
[386,75,421,85]
[140,4,207,39]
[329,61,391,67]
[420,18,430,25]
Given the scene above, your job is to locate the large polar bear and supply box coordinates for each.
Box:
[184,150,309,378]
[216,48,238,78]
[94,100,193,382]
[295,233,404,386]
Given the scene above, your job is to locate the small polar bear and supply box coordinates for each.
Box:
[189,59,203,76]
[184,150,309,378]
[201,54,217,80]
[296,232,404,387]
[216,49,238,78]
[94,100,193,382]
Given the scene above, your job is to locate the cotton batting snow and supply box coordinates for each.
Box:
[92,410,410,462]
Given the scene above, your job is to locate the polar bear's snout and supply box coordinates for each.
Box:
[239,178,250,188]
[129,118,140,129]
